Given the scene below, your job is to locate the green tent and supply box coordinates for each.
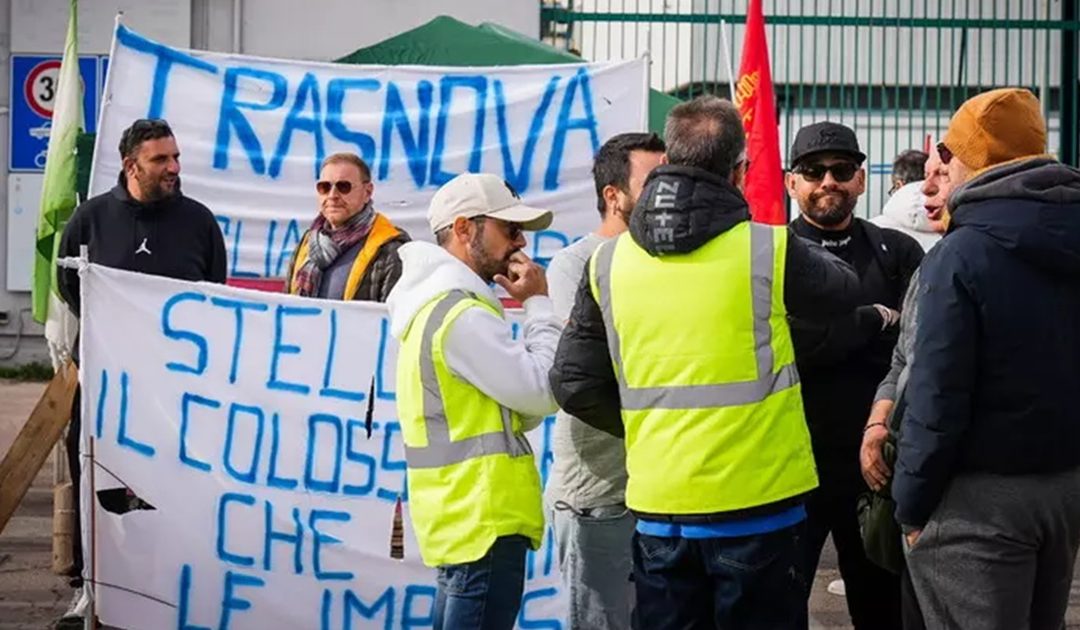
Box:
[335,16,678,135]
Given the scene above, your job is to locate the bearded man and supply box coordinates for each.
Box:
[55,118,227,627]
[784,122,924,630]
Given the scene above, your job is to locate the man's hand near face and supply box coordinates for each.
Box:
[495,251,548,302]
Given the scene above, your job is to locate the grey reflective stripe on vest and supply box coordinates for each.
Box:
[405,290,533,469]
[593,224,800,411]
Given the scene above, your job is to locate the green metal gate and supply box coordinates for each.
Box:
[540,0,1080,217]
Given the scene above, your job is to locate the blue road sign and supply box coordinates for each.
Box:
[9,55,100,172]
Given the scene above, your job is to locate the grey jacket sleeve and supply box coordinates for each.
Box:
[874,267,922,404]
[547,246,588,322]
[874,336,907,404]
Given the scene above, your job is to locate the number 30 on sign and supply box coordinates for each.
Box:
[24,59,66,118]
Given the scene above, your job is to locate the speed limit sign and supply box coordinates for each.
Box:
[23,59,63,118]
[9,55,100,171]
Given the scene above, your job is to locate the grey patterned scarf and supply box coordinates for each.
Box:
[292,202,376,296]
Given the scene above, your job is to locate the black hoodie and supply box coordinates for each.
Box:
[58,176,227,317]
[548,165,861,518]
[894,158,1080,528]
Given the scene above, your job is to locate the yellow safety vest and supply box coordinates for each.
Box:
[396,290,544,567]
[589,221,818,516]
[288,213,401,300]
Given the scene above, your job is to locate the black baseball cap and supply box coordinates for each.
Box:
[789,122,866,168]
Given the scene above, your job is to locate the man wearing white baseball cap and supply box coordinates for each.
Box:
[387,172,562,629]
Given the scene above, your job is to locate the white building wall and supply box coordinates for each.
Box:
[0,0,538,365]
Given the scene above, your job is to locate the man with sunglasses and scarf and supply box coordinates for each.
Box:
[785,122,924,629]
[286,152,409,302]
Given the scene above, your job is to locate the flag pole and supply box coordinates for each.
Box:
[85,436,95,630]
[88,11,124,193]
[719,19,737,100]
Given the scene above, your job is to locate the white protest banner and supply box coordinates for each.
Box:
[90,25,648,280]
[78,264,564,629]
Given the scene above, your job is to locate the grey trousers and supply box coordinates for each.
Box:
[550,502,635,630]
[906,468,1080,630]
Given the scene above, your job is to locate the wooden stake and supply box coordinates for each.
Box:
[0,362,78,534]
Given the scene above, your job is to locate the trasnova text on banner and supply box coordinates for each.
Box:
[78,263,564,629]
[89,25,649,278]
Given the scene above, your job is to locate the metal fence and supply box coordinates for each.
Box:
[540,0,1080,218]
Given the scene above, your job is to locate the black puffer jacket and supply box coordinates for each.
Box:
[549,165,862,439]
[894,157,1080,528]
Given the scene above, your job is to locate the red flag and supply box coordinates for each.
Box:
[735,0,786,224]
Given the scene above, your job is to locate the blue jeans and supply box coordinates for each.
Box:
[551,502,635,629]
[633,525,806,629]
[433,535,530,630]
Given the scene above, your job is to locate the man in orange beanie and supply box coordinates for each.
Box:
[893,87,1080,629]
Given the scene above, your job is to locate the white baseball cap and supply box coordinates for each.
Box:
[427,173,553,233]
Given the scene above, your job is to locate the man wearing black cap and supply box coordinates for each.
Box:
[786,122,924,629]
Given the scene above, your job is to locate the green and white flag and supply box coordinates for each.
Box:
[31,0,83,368]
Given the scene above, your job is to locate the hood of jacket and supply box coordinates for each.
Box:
[948,157,1080,277]
[385,241,502,338]
[876,181,936,233]
[628,165,750,256]
[871,181,941,251]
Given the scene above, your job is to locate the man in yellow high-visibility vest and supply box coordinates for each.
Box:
[387,172,562,630]
[550,96,861,629]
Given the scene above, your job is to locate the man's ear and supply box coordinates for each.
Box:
[451,216,473,243]
[732,162,747,191]
[784,170,798,196]
[660,153,669,165]
[601,184,621,215]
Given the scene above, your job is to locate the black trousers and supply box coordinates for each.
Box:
[801,480,902,630]
[65,386,83,588]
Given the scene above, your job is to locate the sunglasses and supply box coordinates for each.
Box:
[316,179,364,195]
[937,142,954,165]
[794,161,859,183]
[472,216,524,241]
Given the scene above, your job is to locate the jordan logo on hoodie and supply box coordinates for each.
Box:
[135,237,152,255]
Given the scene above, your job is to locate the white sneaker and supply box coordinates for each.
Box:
[63,585,89,617]
[827,579,846,596]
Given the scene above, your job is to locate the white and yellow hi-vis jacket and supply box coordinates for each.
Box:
[386,241,561,566]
